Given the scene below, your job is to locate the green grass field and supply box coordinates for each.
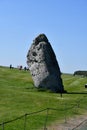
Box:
[0,66,87,129]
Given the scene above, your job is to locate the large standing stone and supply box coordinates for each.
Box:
[27,34,65,93]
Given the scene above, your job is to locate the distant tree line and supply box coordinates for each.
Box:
[74,70,87,77]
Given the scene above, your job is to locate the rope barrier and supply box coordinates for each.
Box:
[0,105,85,125]
[0,96,87,129]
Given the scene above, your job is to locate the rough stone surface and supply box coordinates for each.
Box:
[27,34,65,93]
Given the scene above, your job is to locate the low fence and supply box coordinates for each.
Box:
[0,96,87,130]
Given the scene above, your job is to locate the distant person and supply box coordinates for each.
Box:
[19,65,22,70]
[26,67,29,71]
[24,66,27,71]
[10,64,12,69]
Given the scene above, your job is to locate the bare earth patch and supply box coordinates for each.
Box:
[46,113,87,130]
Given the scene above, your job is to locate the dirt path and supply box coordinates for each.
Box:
[46,114,87,130]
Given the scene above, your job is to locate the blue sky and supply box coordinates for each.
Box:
[0,0,87,73]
